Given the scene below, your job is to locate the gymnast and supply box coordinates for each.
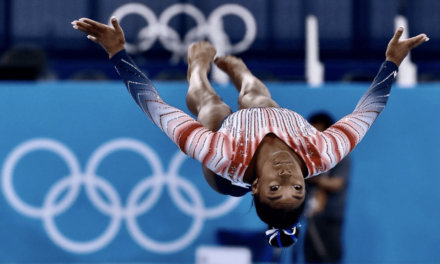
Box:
[72,17,428,248]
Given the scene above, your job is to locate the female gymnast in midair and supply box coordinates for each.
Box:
[72,17,428,248]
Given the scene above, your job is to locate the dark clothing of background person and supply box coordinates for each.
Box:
[304,155,351,263]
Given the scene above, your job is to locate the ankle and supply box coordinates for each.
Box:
[189,66,210,83]
[191,65,210,76]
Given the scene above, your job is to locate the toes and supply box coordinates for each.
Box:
[214,56,227,68]
[214,55,239,66]
[214,56,224,64]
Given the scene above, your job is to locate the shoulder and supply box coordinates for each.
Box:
[202,166,250,197]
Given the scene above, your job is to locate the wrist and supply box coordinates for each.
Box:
[108,45,125,59]
[386,57,401,67]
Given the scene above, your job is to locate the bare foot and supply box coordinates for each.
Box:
[187,41,217,82]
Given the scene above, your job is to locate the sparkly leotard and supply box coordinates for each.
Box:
[111,50,398,189]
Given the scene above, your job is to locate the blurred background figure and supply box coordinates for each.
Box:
[0,45,51,80]
[303,112,351,264]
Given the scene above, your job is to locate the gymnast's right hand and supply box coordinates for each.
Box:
[72,17,125,58]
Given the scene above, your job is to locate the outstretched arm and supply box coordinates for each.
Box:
[315,27,428,174]
[72,17,225,167]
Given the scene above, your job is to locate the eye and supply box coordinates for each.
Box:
[270,186,280,191]
[293,185,302,190]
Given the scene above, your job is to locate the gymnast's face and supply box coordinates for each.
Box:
[252,151,305,209]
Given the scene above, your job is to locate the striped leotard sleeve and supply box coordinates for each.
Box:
[311,61,398,175]
[111,49,225,165]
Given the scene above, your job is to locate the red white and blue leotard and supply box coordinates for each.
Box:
[111,50,398,189]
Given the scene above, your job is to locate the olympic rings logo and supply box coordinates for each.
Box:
[1,138,242,254]
[109,3,257,61]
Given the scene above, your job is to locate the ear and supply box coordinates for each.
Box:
[251,178,259,196]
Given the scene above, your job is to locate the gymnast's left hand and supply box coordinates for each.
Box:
[385,27,428,67]
[72,17,125,58]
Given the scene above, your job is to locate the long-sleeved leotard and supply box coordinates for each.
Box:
[111,50,398,188]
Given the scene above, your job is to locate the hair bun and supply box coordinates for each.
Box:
[253,194,306,248]
[266,225,301,248]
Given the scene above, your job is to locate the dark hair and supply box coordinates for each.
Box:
[253,194,306,248]
[309,112,334,129]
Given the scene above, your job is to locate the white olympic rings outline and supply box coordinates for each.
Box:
[1,138,242,254]
[109,3,257,61]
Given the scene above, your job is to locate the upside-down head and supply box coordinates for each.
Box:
[252,150,307,247]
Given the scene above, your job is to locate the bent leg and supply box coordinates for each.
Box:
[186,42,232,128]
[215,56,279,110]
[186,77,231,132]
[186,42,232,195]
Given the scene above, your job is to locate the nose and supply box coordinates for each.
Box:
[278,169,291,176]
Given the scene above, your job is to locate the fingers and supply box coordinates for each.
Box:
[407,34,429,49]
[74,23,100,37]
[81,18,106,29]
[110,16,122,33]
[391,27,404,44]
[87,35,99,43]
[72,18,107,36]
[72,20,101,37]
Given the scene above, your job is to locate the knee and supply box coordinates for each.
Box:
[187,89,232,118]
[239,93,279,109]
[198,100,232,120]
[241,77,268,94]
[199,93,224,106]
[186,89,221,107]
[186,90,217,115]
[196,93,230,114]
